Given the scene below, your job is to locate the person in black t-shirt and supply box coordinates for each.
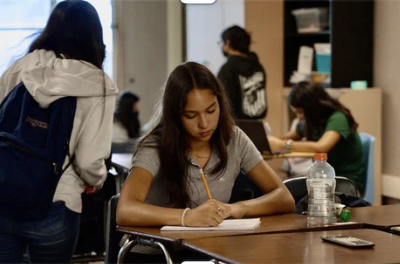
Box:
[217,25,267,120]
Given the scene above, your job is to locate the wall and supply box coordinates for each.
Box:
[245,0,284,136]
[116,0,183,125]
[186,0,244,74]
[167,0,183,74]
[374,0,400,201]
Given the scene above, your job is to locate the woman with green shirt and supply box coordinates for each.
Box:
[268,81,364,193]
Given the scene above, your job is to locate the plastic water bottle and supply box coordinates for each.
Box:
[307,153,336,226]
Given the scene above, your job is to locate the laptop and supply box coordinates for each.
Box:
[236,119,291,155]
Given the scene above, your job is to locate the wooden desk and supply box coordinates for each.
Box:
[350,204,400,230]
[117,213,361,242]
[263,151,315,159]
[112,152,313,166]
[183,229,400,264]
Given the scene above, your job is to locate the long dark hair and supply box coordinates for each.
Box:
[288,81,358,140]
[137,62,235,207]
[115,91,140,138]
[28,0,105,69]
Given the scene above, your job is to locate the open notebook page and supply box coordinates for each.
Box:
[160,218,261,231]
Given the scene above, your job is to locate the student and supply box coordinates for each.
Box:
[280,109,312,177]
[113,91,141,142]
[117,62,294,228]
[217,25,267,120]
[0,1,118,263]
[268,81,364,192]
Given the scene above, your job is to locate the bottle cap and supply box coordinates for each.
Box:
[340,209,351,222]
[314,153,327,160]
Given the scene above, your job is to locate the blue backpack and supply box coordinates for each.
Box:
[0,82,76,221]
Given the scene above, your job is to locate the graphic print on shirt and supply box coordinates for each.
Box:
[239,72,266,117]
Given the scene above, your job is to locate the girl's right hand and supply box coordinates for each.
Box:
[184,199,231,227]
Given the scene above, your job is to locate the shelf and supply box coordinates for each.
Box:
[283,0,373,88]
[285,31,330,38]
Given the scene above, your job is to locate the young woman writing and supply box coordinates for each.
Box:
[117,62,294,229]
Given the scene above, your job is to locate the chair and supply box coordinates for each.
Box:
[105,195,174,264]
[359,132,375,205]
[105,194,123,264]
[283,176,359,205]
[229,172,263,203]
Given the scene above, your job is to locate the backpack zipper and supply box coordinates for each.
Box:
[2,139,58,175]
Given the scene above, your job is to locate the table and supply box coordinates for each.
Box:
[111,152,314,170]
[111,153,132,192]
[183,228,400,264]
[349,204,400,230]
[117,213,361,242]
[116,213,362,263]
[116,205,400,263]
[263,151,315,159]
[111,153,132,171]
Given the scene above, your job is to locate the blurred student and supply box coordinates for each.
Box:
[116,62,294,262]
[280,108,312,177]
[217,25,267,121]
[268,81,364,192]
[0,1,118,262]
[113,91,141,142]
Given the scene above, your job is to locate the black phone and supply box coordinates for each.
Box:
[321,235,375,248]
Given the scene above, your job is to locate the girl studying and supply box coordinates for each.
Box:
[117,62,294,229]
[267,81,364,193]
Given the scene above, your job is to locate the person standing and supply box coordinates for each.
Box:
[0,1,118,262]
[217,25,267,120]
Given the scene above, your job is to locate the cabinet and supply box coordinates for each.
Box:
[284,0,374,88]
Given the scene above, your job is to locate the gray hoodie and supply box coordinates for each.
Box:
[0,49,119,213]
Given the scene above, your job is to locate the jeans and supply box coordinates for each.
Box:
[0,201,80,264]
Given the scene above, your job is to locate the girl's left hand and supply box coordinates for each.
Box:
[267,135,285,150]
[84,185,100,194]
[227,203,246,219]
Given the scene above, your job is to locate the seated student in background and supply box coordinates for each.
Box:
[280,110,312,177]
[117,62,294,227]
[112,91,141,142]
[267,81,364,193]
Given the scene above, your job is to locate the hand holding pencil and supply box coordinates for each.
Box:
[180,166,232,227]
[184,199,231,227]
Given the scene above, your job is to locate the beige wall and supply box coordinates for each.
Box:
[374,1,400,182]
[245,0,284,136]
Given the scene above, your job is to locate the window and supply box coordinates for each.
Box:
[0,0,114,79]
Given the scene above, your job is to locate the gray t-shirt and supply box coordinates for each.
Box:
[131,126,263,208]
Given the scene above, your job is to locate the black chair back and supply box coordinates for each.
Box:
[283,176,359,205]
[105,194,122,264]
[282,176,308,205]
[335,176,358,197]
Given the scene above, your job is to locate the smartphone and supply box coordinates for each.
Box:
[321,235,375,248]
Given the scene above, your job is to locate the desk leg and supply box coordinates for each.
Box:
[153,241,174,264]
[117,239,137,264]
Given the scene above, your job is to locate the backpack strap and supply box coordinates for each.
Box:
[62,139,76,174]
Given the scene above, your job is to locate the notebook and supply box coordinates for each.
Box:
[160,218,261,231]
[236,119,291,155]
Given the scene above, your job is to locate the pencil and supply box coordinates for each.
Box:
[199,166,212,200]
